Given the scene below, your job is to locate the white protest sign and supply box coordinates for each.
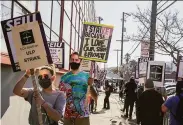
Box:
[147,61,166,87]
[1,12,52,72]
[138,57,150,84]
[80,59,92,71]
[79,22,114,63]
[141,41,150,57]
[48,42,64,69]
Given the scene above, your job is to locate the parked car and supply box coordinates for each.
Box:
[164,79,176,84]
[166,86,176,96]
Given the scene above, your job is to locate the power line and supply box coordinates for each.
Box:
[157,0,169,11]
[127,41,138,53]
[157,0,163,5]
[129,27,151,55]
[157,0,177,15]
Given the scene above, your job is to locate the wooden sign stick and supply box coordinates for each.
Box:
[30,68,43,125]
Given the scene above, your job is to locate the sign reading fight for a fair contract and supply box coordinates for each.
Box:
[79,22,114,63]
[1,12,52,72]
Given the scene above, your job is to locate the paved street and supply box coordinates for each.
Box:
[90,92,137,125]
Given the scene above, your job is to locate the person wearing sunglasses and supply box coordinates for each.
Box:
[13,66,66,125]
[59,52,93,125]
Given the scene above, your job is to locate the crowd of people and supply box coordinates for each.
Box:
[12,51,183,125]
[117,77,183,125]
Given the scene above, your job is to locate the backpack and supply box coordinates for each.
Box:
[171,95,183,124]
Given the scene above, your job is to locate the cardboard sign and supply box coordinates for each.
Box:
[177,56,183,80]
[147,61,165,87]
[79,22,114,62]
[141,41,150,57]
[80,59,92,71]
[1,12,52,72]
[138,57,150,78]
[48,42,64,69]
[138,57,150,84]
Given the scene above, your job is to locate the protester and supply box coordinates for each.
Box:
[136,84,144,124]
[13,66,66,125]
[161,81,183,125]
[136,79,164,125]
[103,80,111,109]
[123,77,137,119]
[88,84,98,113]
[59,52,93,125]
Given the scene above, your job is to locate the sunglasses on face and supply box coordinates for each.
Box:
[38,74,50,80]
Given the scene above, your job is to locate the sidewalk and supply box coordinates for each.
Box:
[90,92,137,125]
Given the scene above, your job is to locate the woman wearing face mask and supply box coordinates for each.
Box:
[13,66,66,125]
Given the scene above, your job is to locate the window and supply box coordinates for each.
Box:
[51,1,61,35]
[1,1,12,20]
[71,27,75,50]
[62,14,71,44]
[51,31,59,42]
[13,2,28,17]
[1,1,12,53]
[72,3,76,30]
[17,0,36,12]
[57,0,61,5]
[64,1,72,20]
[64,44,70,70]
[43,24,51,41]
[38,1,52,27]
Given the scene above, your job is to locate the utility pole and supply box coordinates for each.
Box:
[149,0,158,61]
[118,12,130,65]
[114,49,121,74]
[121,12,125,65]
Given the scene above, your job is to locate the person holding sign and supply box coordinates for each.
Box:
[13,66,66,125]
[59,52,93,125]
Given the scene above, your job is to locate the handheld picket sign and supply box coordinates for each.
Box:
[30,68,43,125]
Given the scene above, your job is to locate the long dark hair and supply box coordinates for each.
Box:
[176,81,183,95]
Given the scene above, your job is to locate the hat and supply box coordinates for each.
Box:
[145,79,154,88]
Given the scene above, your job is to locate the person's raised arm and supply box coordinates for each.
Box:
[88,77,94,86]
[13,70,31,98]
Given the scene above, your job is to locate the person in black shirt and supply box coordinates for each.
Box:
[103,80,111,109]
[136,79,164,125]
[123,77,137,119]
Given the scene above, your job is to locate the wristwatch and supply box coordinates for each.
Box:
[24,74,29,78]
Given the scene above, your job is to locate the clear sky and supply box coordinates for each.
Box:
[95,1,183,68]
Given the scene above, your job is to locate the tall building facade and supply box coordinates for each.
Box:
[1,0,97,71]
[0,1,99,123]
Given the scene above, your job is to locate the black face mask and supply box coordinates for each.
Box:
[38,75,52,89]
[70,62,80,70]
